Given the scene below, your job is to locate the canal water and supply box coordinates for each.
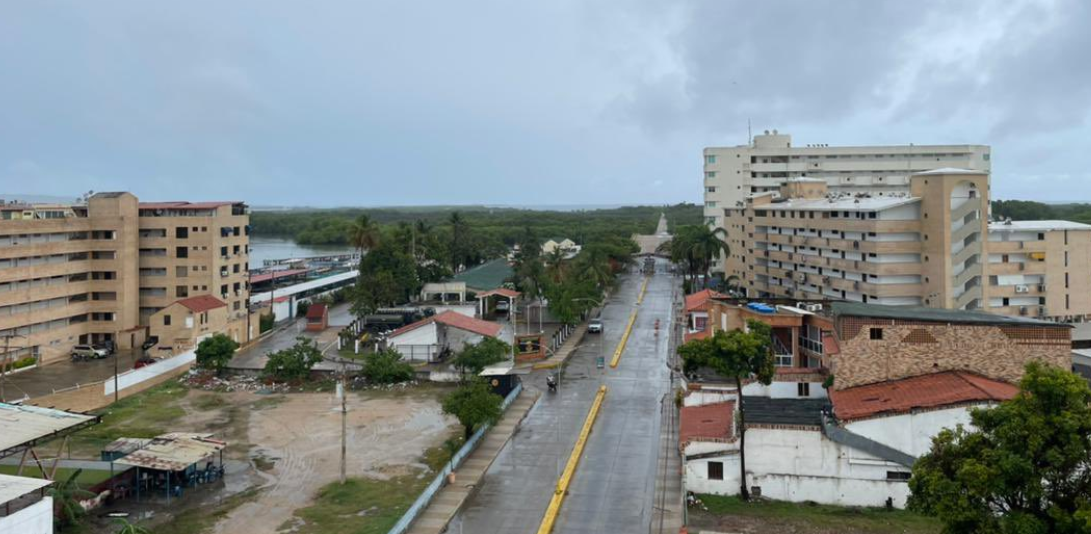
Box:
[248,237,354,269]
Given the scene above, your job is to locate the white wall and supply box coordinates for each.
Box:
[742,380,828,399]
[683,387,737,407]
[845,406,976,457]
[430,304,477,317]
[105,349,196,396]
[685,428,912,508]
[388,322,439,362]
[0,496,53,534]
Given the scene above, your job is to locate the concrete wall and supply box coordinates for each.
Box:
[844,405,978,457]
[686,427,912,508]
[0,496,53,534]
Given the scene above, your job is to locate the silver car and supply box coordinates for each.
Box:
[587,318,603,333]
[71,345,109,360]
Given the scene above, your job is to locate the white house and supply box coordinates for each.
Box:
[386,310,503,363]
[681,370,1018,508]
[541,238,579,257]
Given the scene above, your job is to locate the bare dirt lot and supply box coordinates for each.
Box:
[79,381,457,534]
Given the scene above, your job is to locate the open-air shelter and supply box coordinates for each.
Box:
[114,432,226,503]
[0,403,99,481]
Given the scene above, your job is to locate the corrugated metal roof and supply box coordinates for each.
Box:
[449,258,513,292]
[742,396,829,427]
[0,403,96,452]
[0,474,52,505]
[114,433,226,472]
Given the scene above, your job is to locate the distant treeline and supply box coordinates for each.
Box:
[991,200,1091,225]
[251,204,703,246]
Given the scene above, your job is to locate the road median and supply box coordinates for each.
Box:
[536,384,608,534]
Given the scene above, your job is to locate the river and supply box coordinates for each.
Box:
[248,237,354,269]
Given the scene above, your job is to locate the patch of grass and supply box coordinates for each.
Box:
[67,380,190,456]
[0,465,113,486]
[250,395,287,410]
[149,487,263,534]
[696,494,941,534]
[292,474,429,534]
[191,393,228,411]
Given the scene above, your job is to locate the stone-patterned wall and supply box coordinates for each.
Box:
[831,320,1070,389]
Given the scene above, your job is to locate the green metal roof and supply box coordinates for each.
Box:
[449,258,513,292]
[829,301,1069,328]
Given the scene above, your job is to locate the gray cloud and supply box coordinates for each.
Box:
[0,1,1088,205]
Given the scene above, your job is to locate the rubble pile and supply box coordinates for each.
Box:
[182,370,295,393]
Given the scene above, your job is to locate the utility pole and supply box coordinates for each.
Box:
[1,334,9,403]
[339,367,347,484]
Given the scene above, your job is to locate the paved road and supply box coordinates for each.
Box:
[229,302,355,371]
[449,258,677,533]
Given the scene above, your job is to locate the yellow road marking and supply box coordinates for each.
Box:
[610,312,637,368]
[536,385,608,534]
[636,277,649,305]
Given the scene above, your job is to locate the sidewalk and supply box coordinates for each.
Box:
[530,323,588,370]
[406,389,539,534]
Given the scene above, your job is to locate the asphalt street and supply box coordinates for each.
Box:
[450,258,678,533]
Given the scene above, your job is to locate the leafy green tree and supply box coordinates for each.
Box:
[263,337,324,382]
[454,337,511,377]
[195,333,239,373]
[677,321,774,500]
[543,277,600,325]
[448,211,470,271]
[544,247,568,283]
[361,348,415,384]
[49,469,94,529]
[351,241,420,316]
[908,362,1091,533]
[442,379,503,439]
[348,214,381,253]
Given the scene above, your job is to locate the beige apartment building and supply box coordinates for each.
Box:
[0,192,252,366]
[722,170,1091,321]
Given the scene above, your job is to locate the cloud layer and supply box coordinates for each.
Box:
[1,0,1088,206]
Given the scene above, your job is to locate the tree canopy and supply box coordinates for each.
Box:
[442,379,504,439]
[908,362,1091,533]
[195,333,239,373]
[454,337,510,377]
[361,347,415,384]
[263,337,324,382]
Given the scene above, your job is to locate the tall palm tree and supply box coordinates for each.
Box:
[691,226,730,288]
[545,248,568,283]
[577,248,613,289]
[348,214,381,255]
[449,212,469,271]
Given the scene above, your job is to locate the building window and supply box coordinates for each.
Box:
[706,155,716,164]
[176,246,188,259]
[707,186,717,193]
[708,461,724,480]
[163,315,171,326]
[869,327,883,340]
[706,171,717,179]
[176,286,188,298]
[887,471,911,481]
[175,227,188,239]
[797,383,810,397]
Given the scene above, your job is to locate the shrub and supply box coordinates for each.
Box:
[12,356,37,370]
[259,313,275,333]
[362,348,415,384]
[296,301,311,318]
[195,333,239,373]
[442,379,503,439]
[263,337,323,382]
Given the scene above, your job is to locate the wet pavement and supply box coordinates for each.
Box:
[228,302,354,371]
[1,348,143,402]
[449,259,678,533]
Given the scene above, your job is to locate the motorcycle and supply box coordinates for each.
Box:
[546,374,557,393]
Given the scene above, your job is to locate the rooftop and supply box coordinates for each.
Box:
[138,201,242,210]
[762,194,920,212]
[989,220,1091,232]
[742,396,829,427]
[250,268,310,284]
[685,289,727,312]
[680,401,735,446]
[0,403,98,455]
[449,258,513,292]
[306,303,327,319]
[830,300,1066,328]
[175,295,227,313]
[388,310,503,339]
[114,433,226,472]
[831,371,1018,421]
[0,474,52,506]
[913,167,986,176]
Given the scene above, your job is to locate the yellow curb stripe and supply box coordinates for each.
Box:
[610,312,637,368]
[636,277,649,305]
[536,385,608,534]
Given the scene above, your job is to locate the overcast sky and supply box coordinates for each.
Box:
[1,0,1088,207]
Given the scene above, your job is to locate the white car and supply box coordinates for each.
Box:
[71,345,109,360]
[587,318,603,333]
[495,301,510,313]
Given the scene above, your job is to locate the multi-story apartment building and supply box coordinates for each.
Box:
[722,170,1091,321]
[0,192,252,366]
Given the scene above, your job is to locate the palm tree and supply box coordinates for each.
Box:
[544,248,568,283]
[348,214,381,255]
[448,212,469,271]
[49,469,94,528]
[113,518,152,534]
[576,248,613,289]
[691,226,730,288]
[412,219,432,261]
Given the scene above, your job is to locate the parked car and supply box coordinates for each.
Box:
[71,345,109,361]
[495,301,510,313]
[588,318,603,333]
[133,357,158,369]
[141,337,159,351]
[93,343,115,356]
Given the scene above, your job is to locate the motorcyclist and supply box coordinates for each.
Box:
[546,373,557,392]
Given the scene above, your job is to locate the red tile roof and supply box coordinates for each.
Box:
[680,401,736,446]
[306,304,327,320]
[685,289,727,312]
[175,295,226,313]
[388,311,503,339]
[831,371,1018,421]
[476,288,520,299]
